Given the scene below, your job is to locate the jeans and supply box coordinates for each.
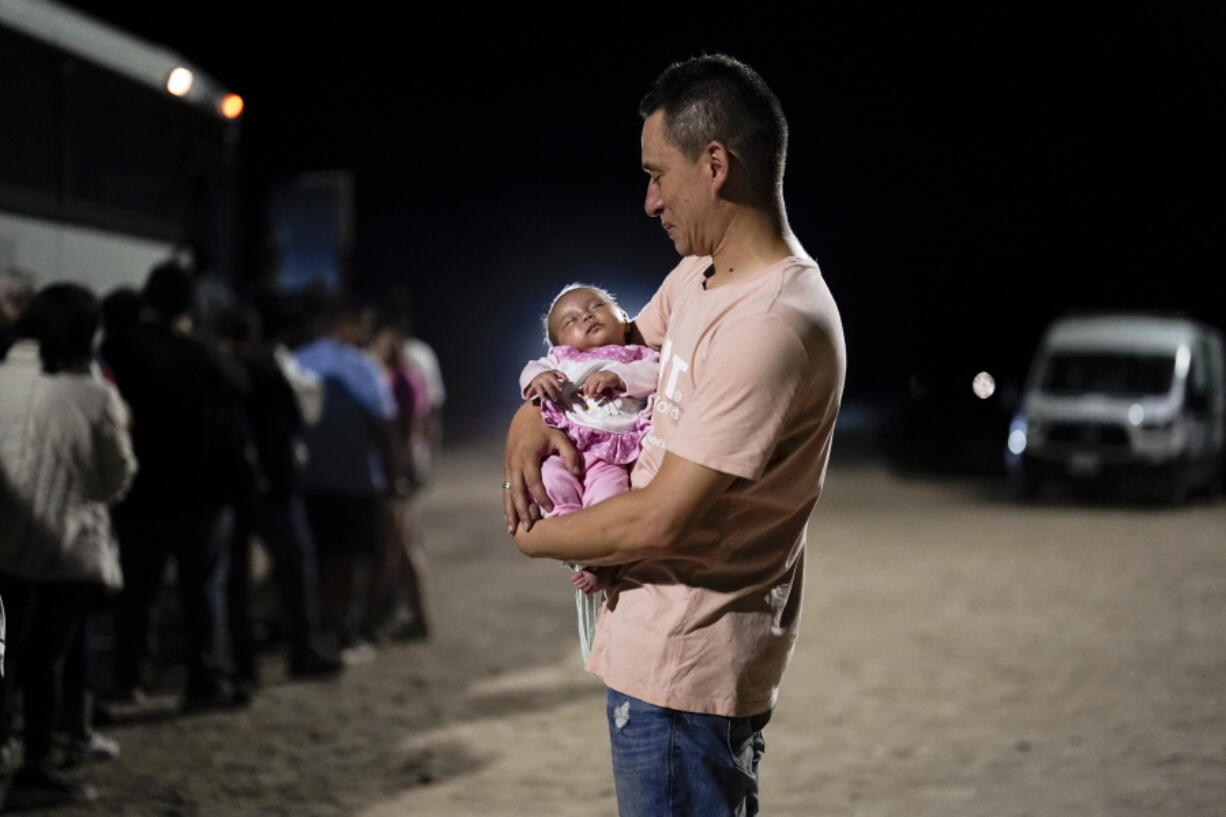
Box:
[304,493,383,646]
[228,494,323,677]
[606,688,771,817]
[113,504,227,693]
[0,574,93,769]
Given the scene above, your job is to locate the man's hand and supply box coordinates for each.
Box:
[503,401,581,533]
[526,370,570,403]
[580,370,625,403]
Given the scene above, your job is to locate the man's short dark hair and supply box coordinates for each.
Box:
[639,54,788,195]
[317,294,374,339]
[101,286,140,336]
[142,260,194,321]
[21,283,100,374]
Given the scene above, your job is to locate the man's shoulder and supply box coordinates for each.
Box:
[716,257,833,324]
[707,259,843,382]
[293,338,331,360]
[41,375,122,428]
[45,371,109,399]
[294,339,362,372]
[136,326,217,368]
[762,257,842,342]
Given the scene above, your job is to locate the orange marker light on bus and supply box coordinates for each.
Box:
[221,94,244,119]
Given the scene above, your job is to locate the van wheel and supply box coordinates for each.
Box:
[1013,467,1040,502]
[1166,464,1189,506]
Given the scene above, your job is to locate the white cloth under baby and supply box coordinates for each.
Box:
[571,567,603,662]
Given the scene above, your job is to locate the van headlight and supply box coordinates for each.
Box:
[1007,414,1031,456]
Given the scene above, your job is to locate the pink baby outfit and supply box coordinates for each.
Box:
[518,344,659,516]
[520,343,659,661]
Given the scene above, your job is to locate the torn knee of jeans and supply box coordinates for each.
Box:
[613,700,630,731]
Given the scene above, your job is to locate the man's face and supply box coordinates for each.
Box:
[641,110,714,257]
[336,311,374,347]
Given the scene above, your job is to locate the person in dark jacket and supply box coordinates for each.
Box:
[215,305,341,695]
[107,262,249,709]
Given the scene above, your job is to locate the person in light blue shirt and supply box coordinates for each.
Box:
[293,298,399,649]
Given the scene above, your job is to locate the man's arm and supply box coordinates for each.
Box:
[512,451,735,566]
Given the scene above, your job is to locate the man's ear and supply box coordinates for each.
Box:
[705,141,730,194]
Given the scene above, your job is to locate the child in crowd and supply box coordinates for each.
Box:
[519,284,659,661]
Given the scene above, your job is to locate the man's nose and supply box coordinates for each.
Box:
[644,183,662,218]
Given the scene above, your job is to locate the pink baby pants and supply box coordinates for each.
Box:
[541,451,631,517]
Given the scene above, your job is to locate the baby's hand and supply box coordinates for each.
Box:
[570,568,614,594]
[527,370,570,403]
[580,370,626,403]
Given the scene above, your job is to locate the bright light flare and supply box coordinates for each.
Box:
[1128,403,1145,426]
[221,94,244,119]
[972,371,996,400]
[1176,345,1190,378]
[166,67,194,97]
[1008,429,1027,455]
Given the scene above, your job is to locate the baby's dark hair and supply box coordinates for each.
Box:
[540,283,628,347]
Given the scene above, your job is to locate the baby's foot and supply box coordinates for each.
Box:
[570,569,609,594]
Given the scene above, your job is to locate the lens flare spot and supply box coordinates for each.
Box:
[972,371,996,400]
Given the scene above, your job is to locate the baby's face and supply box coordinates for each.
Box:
[549,289,627,351]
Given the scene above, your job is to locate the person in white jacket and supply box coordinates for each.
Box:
[0,283,136,808]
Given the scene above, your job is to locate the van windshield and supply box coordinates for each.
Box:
[1040,352,1175,397]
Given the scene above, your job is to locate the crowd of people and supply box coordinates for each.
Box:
[0,262,442,809]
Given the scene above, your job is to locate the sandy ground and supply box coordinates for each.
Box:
[43,441,1226,817]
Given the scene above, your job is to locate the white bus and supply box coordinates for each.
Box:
[0,0,243,292]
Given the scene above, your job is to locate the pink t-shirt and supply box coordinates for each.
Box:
[586,254,845,717]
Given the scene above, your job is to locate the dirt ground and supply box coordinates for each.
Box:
[44,441,1226,817]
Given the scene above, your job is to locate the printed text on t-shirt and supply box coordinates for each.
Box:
[658,338,690,403]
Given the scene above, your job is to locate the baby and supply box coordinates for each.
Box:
[519,284,659,659]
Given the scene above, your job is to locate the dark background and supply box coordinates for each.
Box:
[51,6,1226,444]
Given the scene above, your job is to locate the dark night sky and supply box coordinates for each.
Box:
[56,6,1226,437]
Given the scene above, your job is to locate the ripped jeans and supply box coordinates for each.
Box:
[605,688,772,817]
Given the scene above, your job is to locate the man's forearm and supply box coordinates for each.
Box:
[513,451,736,566]
[513,485,670,566]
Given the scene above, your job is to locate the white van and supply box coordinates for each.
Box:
[1006,314,1225,502]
